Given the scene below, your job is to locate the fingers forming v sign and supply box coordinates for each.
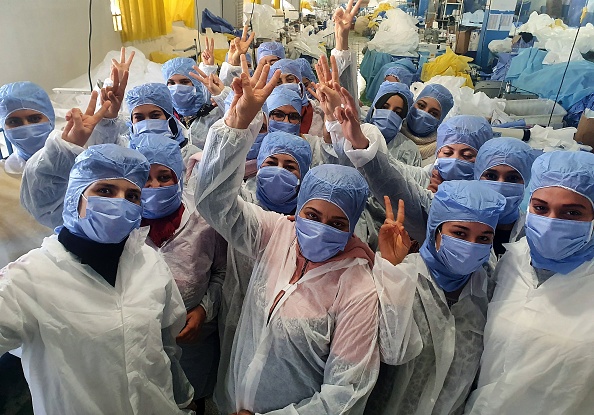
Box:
[111,47,135,79]
[101,67,129,119]
[190,65,224,96]
[229,25,255,65]
[226,54,280,129]
[201,36,215,65]
[62,91,112,147]
[379,196,412,266]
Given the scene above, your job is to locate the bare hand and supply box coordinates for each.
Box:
[427,169,444,193]
[62,91,111,147]
[201,36,215,65]
[378,197,412,266]
[176,306,206,344]
[226,54,280,130]
[100,67,128,119]
[333,0,362,50]
[334,86,367,149]
[228,26,255,66]
[314,55,342,120]
[190,66,224,96]
[111,47,135,80]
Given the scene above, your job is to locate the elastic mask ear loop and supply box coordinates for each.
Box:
[79,194,90,219]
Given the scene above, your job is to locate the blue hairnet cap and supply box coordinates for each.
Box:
[162,57,200,88]
[528,151,594,205]
[426,180,506,243]
[374,81,414,111]
[436,115,492,153]
[384,66,413,86]
[296,164,369,234]
[417,84,454,121]
[257,41,286,63]
[0,82,55,128]
[266,84,303,114]
[62,144,150,232]
[257,131,312,177]
[392,58,416,73]
[474,137,537,184]
[267,59,302,82]
[132,133,184,186]
[125,83,174,116]
[296,58,317,82]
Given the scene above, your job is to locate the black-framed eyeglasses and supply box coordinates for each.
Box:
[269,109,302,124]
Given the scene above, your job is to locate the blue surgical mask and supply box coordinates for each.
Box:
[168,84,204,117]
[78,196,142,243]
[295,215,350,262]
[433,234,492,291]
[268,120,301,135]
[131,119,171,136]
[525,212,594,274]
[4,122,53,160]
[407,106,439,137]
[256,166,300,214]
[435,157,475,181]
[141,184,183,219]
[482,180,525,225]
[247,132,267,161]
[371,109,403,144]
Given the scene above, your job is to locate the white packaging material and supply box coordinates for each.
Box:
[50,47,164,130]
[244,4,284,40]
[528,125,586,151]
[517,12,594,64]
[489,38,513,53]
[504,99,567,126]
[367,9,419,56]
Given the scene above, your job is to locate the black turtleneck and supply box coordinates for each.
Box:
[58,227,127,287]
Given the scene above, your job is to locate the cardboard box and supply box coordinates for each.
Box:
[575,113,594,148]
[455,30,471,54]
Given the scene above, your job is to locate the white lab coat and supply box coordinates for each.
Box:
[0,228,193,414]
[465,237,594,414]
[196,117,380,415]
[366,254,490,415]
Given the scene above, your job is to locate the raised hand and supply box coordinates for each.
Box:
[100,67,128,119]
[226,54,280,130]
[190,66,224,96]
[228,25,255,66]
[111,47,135,80]
[62,91,111,147]
[378,196,412,266]
[334,86,367,149]
[201,36,215,66]
[315,55,342,120]
[333,0,362,50]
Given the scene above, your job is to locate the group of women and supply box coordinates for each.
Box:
[1,1,593,414]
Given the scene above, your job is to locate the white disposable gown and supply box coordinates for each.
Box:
[196,116,380,415]
[366,254,490,415]
[465,237,594,414]
[0,228,194,414]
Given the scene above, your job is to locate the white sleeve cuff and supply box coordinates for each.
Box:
[199,62,218,75]
[344,126,380,168]
[331,48,353,76]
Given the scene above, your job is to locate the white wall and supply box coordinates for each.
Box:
[0,0,121,91]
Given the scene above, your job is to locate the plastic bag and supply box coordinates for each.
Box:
[420,48,474,88]
[367,9,419,56]
[528,125,586,151]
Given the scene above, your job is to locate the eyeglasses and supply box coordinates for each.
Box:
[269,109,301,124]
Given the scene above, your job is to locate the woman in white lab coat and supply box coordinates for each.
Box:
[196,61,380,415]
[0,144,194,414]
[366,180,506,415]
[465,150,594,415]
